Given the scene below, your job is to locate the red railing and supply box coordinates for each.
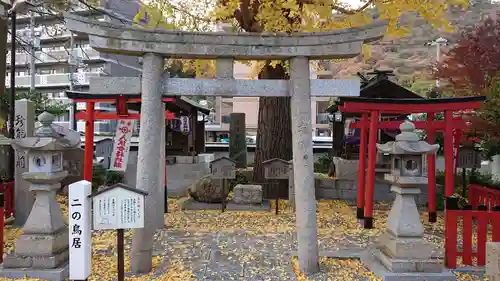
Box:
[0,181,14,219]
[468,184,500,209]
[445,197,500,268]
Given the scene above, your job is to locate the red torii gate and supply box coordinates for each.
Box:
[337,96,487,229]
[66,91,176,181]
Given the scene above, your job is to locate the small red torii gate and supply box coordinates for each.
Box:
[337,96,487,229]
[66,91,176,181]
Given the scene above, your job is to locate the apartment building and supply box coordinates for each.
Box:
[6,2,141,134]
[206,61,334,142]
[6,1,338,140]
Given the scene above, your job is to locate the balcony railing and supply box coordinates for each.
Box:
[7,47,101,66]
[5,72,104,88]
[316,113,330,124]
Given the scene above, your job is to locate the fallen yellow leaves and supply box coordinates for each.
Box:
[0,197,491,280]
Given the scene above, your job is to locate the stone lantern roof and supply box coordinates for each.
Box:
[376,121,439,155]
[11,112,80,152]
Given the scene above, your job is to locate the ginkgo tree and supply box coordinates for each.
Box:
[131,0,468,273]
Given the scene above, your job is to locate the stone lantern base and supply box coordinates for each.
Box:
[360,185,456,281]
[0,172,69,281]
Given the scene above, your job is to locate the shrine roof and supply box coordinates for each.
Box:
[91,183,149,197]
[65,91,210,115]
[336,95,486,105]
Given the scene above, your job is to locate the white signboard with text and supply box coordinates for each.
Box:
[92,186,145,230]
[69,180,92,280]
[109,120,135,172]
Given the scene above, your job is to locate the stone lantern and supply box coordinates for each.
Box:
[361,121,456,280]
[0,112,80,281]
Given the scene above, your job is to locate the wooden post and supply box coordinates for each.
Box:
[364,110,379,229]
[0,189,4,264]
[444,110,454,197]
[117,228,124,281]
[427,112,437,223]
[83,102,95,181]
[356,113,368,219]
[275,180,279,215]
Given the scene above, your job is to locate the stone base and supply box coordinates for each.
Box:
[361,249,455,281]
[15,229,68,257]
[3,248,68,269]
[180,198,271,211]
[0,262,69,281]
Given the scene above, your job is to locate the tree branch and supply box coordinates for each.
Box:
[297,0,374,15]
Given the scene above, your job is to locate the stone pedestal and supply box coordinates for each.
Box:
[233,184,262,204]
[487,242,500,281]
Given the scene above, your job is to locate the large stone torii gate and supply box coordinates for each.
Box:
[64,13,387,274]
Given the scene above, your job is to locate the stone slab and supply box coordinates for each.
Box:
[360,250,455,281]
[0,262,69,281]
[180,198,271,212]
[226,200,270,211]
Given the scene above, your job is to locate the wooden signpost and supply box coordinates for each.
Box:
[69,180,93,281]
[262,158,291,215]
[457,147,482,198]
[91,183,148,281]
[210,156,236,212]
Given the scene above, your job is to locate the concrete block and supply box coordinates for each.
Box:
[0,263,69,281]
[14,230,68,256]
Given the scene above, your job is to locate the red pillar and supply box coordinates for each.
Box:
[356,113,368,219]
[427,112,437,223]
[444,110,454,197]
[364,110,379,229]
[83,102,95,182]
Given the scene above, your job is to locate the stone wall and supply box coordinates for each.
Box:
[166,154,214,198]
[315,178,430,206]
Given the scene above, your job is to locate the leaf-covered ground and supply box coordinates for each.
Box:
[0,197,489,280]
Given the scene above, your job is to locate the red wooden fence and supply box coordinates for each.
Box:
[468,184,500,210]
[445,196,500,268]
[0,181,14,219]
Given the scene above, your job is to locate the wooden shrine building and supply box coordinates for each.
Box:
[326,70,423,160]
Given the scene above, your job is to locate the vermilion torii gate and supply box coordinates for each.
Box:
[337,96,487,229]
[65,92,176,181]
[64,12,387,274]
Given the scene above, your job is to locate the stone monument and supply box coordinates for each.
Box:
[361,121,456,281]
[229,113,247,168]
[13,99,35,226]
[0,112,80,281]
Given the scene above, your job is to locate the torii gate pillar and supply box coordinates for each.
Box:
[130,53,165,272]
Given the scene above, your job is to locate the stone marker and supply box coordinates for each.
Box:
[361,121,456,281]
[13,99,35,226]
[0,112,80,281]
[487,242,500,281]
[61,148,84,188]
[233,184,263,204]
[95,138,113,169]
[229,113,247,168]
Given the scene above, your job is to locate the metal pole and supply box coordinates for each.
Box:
[29,12,35,91]
[8,11,16,179]
[69,33,77,130]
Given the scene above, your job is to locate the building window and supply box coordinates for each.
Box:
[53,92,66,98]
[316,129,332,137]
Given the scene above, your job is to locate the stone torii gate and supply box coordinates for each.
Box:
[64,13,387,274]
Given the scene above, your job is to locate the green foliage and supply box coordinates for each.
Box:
[228,170,250,191]
[0,89,69,117]
[91,166,125,192]
[314,153,332,174]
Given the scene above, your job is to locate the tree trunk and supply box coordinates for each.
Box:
[252,63,292,198]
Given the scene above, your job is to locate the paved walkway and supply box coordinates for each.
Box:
[150,229,374,281]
